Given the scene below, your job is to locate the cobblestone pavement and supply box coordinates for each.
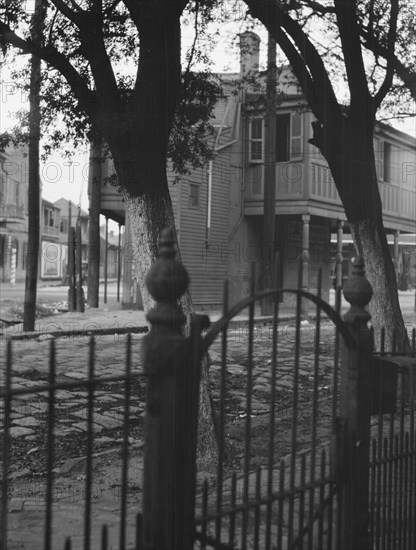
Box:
[1,293,414,549]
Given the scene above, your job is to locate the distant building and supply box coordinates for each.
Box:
[0,146,122,285]
[40,198,61,279]
[0,146,29,283]
[54,198,89,282]
[99,225,120,279]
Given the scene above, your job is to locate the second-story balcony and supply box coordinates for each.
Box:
[244,160,416,233]
[42,225,60,239]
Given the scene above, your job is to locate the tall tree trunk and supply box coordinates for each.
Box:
[23,0,44,331]
[123,164,217,468]
[322,120,409,351]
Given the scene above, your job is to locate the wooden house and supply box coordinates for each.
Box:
[96,32,416,309]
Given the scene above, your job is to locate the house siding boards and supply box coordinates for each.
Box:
[170,155,230,308]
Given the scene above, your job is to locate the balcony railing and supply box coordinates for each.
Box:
[245,160,416,223]
[244,162,305,200]
[42,225,60,238]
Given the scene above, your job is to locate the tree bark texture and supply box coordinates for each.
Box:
[350,219,408,351]
[125,187,217,467]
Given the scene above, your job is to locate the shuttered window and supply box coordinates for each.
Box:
[249,117,264,162]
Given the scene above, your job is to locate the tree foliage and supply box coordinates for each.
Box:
[0,0,222,177]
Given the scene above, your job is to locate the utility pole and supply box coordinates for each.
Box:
[23,0,45,331]
[261,33,277,315]
[87,138,102,307]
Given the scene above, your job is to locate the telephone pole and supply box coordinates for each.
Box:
[261,33,277,315]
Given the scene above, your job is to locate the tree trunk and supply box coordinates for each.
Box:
[23,0,44,330]
[350,218,409,351]
[124,181,217,469]
[314,112,410,352]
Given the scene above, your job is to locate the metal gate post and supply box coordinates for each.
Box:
[141,228,202,550]
[339,257,374,550]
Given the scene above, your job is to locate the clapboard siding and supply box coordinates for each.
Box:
[168,152,232,306]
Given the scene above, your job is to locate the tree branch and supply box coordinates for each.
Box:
[75,4,119,106]
[104,0,123,15]
[302,0,336,15]
[333,0,370,105]
[0,21,96,115]
[48,0,83,26]
[246,0,342,122]
[373,0,400,110]
[47,7,58,45]
[361,29,416,102]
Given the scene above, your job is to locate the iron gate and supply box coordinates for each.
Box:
[142,229,416,550]
[1,227,415,549]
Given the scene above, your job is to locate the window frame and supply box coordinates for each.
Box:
[248,117,264,163]
[188,183,200,208]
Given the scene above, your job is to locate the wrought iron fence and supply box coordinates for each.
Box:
[1,227,415,550]
[1,335,146,550]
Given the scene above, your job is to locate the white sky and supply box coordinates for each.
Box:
[0,14,415,230]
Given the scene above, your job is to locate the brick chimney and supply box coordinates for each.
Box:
[239,31,260,77]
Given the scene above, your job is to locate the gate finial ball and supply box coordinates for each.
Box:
[343,256,373,309]
[146,227,189,304]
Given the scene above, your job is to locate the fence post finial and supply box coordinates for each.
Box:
[339,255,373,550]
[343,256,373,324]
[145,227,189,328]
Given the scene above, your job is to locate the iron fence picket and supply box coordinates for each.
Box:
[370,439,377,548]
[253,467,261,550]
[83,337,96,550]
[101,525,107,550]
[216,280,229,549]
[297,453,306,550]
[276,459,285,549]
[2,340,12,550]
[228,472,237,549]
[44,339,56,550]
[265,290,279,550]
[241,265,255,550]
[119,333,131,550]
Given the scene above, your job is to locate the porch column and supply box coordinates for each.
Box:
[393,230,400,284]
[10,246,16,286]
[336,219,344,289]
[301,214,310,316]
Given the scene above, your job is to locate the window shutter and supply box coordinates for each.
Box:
[384,142,392,182]
[374,138,384,181]
[276,114,290,162]
[290,113,303,159]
